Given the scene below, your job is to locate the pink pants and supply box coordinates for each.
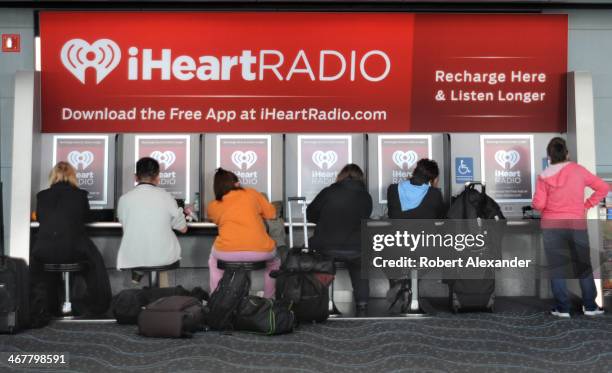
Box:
[208,248,280,298]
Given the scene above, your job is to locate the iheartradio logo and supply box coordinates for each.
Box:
[392,150,418,169]
[312,150,338,170]
[495,150,520,169]
[150,151,176,170]
[61,39,121,84]
[231,151,257,170]
[58,38,390,83]
[67,151,94,170]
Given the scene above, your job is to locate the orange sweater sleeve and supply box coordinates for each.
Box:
[249,188,276,219]
[207,200,221,224]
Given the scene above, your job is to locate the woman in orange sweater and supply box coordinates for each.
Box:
[207,168,279,297]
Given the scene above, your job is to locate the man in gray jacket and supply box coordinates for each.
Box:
[117,157,187,286]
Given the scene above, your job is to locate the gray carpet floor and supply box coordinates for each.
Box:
[1,312,611,373]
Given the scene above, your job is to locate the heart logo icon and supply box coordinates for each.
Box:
[150,151,176,171]
[392,150,418,169]
[495,150,520,169]
[312,150,338,170]
[231,151,258,170]
[67,151,94,170]
[61,38,121,84]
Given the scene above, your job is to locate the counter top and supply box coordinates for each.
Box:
[30,220,532,229]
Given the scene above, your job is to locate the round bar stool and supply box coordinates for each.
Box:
[43,262,87,315]
[130,261,180,288]
[217,260,266,293]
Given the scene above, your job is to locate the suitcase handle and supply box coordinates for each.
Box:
[464,181,486,194]
[287,197,308,250]
[288,197,306,202]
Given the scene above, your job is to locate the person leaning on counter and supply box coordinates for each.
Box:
[116,157,188,286]
[31,162,111,319]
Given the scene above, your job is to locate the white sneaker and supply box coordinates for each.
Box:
[583,307,605,316]
[550,308,570,318]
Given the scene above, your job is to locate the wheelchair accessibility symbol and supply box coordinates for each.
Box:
[455,157,474,183]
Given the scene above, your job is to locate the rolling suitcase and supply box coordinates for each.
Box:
[0,256,30,333]
[273,197,333,323]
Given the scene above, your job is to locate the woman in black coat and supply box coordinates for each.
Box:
[31,162,111,318]
[307,164,373,313]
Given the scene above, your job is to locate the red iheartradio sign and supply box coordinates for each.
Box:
[40,12,412,133]
[411,14,567,133]
[40,12,567,133]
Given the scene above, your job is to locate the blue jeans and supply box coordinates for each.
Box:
[543,229,598,312]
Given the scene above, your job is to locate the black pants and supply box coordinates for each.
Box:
[30,236,112,316]
[330,256,370,305]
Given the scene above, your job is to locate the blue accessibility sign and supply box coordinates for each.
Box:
[455,157,474,183]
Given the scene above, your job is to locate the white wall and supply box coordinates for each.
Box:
[0,9,35,251]
[557,9,612,174]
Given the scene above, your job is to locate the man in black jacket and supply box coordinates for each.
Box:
[307,164,373,314]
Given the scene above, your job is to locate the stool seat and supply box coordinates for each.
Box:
[217,260,266,271]
[130,261,180,272]
[43,263,86,272]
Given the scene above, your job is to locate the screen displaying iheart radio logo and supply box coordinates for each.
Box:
[481,135,534,202]
[53,136,109,205]
[377,135,431,204]
[217,135,271,198]
[40,12,567,134]
[135,136,190,201]
[298,135,351,202]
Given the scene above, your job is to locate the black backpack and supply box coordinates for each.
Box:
[205,269,251,330]
[445,183,505,312]
[447,183,505,220]
[138,296,204,338]
[234,296,295,335]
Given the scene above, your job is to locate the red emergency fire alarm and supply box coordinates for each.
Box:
[2,34,21,53]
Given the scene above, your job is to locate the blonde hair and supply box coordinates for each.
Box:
[49,162,78,188]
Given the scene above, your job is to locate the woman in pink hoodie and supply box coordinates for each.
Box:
[532,137,609,317]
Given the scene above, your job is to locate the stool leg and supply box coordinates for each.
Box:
[62,272,72,315]
[329,279,341,317]
[409,270,420,313]
[150,271,158,288]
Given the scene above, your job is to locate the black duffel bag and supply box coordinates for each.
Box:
[138,296,204,338]
[234,296,295,335]
[112,286,201,324]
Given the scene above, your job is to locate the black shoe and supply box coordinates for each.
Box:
[356,304,368,317]
[131,271,144,284]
